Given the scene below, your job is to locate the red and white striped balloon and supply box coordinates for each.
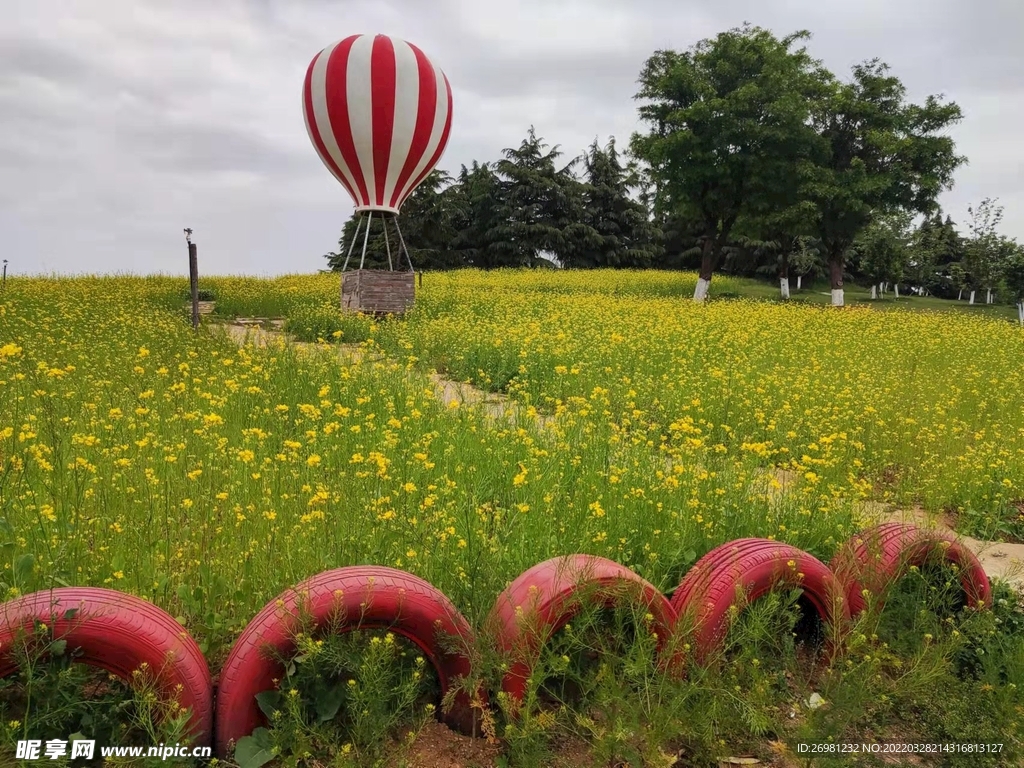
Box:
[302,34,453,214]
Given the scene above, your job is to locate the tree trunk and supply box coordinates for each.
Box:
[870,285,877,300]
[894,283,899,299]
[796,275,802,290]
[1018,301,1024,326]
[969,290,976,305]
[957,289,963,301]
[986,288,993,304]
[694,236,715,302]
[829,256,844,307]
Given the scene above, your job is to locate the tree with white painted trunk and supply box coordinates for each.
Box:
[790,237,823,292]
[963,198,1016,307]
[631,25,828,302]
[733,148,821,300]
[851,212,912,300]
[802,60,964,307]
[730,232,797,299]
[1003,246,1024,327]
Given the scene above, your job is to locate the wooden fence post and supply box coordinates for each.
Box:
[185,228,199,330]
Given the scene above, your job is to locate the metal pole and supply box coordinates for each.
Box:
[340,214,364,273]
[383,215,393,271]
[358,211,373,270]
[393,216,415,273]
[340,214,364,308]
[184,228,199,331]
[189,243,199,329]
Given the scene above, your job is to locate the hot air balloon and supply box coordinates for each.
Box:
[303,34,453,314]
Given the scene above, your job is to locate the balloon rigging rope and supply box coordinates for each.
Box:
[340,214,364,273]
[393,216,415,273]
[339,212,414,274]
[358,211,373,270]
[383,215,394,271]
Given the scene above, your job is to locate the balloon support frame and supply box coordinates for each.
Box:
[339,211,416,316]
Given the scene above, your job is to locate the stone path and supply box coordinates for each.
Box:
[766,475,1024,591]
[858,504,1024,592]
[219,319,1023,592]
[219,320,549,428]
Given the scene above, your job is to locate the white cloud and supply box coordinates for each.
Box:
[1,0,1022,275]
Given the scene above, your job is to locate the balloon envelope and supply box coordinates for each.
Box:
[303,34,453,214]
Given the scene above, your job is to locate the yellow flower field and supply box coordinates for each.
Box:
[2,271,1022,661]
[381,270,1024,535]
[3,270,1024,763]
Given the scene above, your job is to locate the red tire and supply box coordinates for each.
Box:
[670,539,848,664]
[215,567,481,757]
[830,523,991,616]
[487,555,678,704]
[0,587,212,744]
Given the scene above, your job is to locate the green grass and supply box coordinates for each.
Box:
[1,271,1023,766]
[717,276,1022,321]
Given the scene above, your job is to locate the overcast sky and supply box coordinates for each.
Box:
[2,0,1021,276]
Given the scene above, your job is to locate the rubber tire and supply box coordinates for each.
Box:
[214,566,480,758]
[487,555,678,704]
[670,539,848,665]
[0,587,212,745]
[830,522,992,616]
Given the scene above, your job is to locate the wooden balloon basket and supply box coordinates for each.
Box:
[339,210,415,316]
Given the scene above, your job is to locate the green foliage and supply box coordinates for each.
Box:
[0,619,197,763]
[449,161,509,268]
[284,303,377,344]
[238,603,437,768]
[804,59,964,292]
[489,127,597,268]
[851,212,913,287]
[571,138,662,268]
[494,597,682,768]
[907,211,966,296]
[963,198,1019,294]
[631,24,829,288]
[1003,246,1024,303]
[326,170,462,272]
[180,287,216,302]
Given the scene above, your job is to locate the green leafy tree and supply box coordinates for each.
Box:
[631,24,829,300]
[803,60,964,306]
[325,215,391,272]
[449,161,510,268]
[571,138,660,268]
[963,198,1016,303]
[733,197,819,297]
[790,236,826,287]
[485,127,597,267]
[908,212,965,297]
[1002,243,1024,325]
[851,212,913,297]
